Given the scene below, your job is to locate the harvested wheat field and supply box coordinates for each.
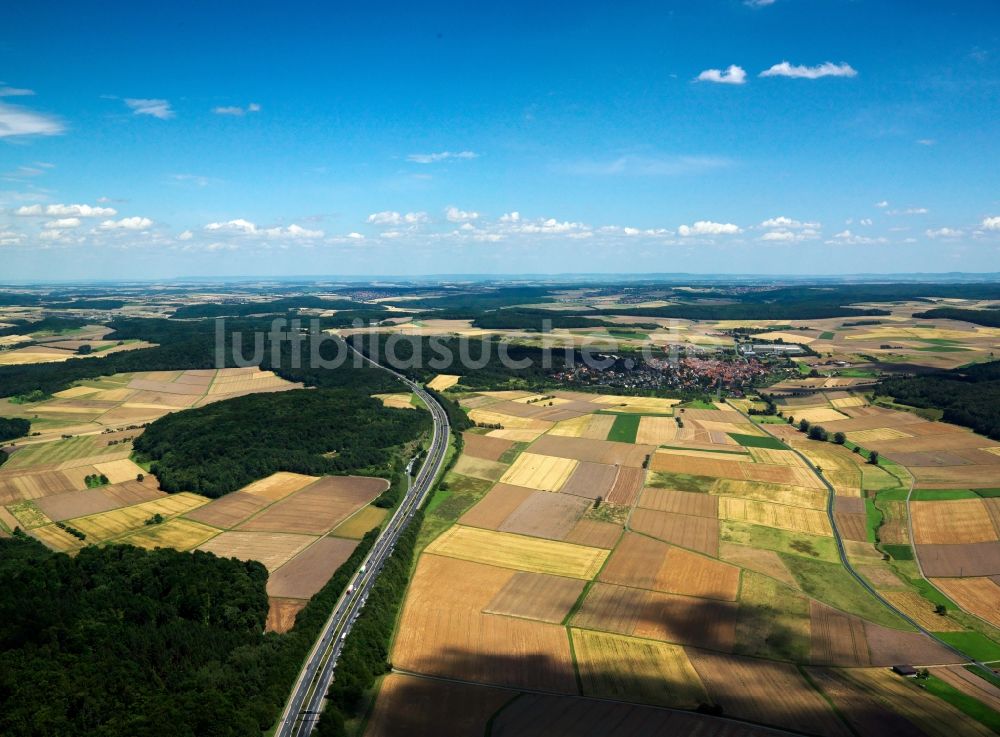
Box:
[330,505,388,538]
[804,667,930,737]
[856,564,906,589]
[364,673,511,737]
[486,427,548,442]
[498,491,590,540]
[499,452,578,492]
[266,536,359,599]
[687,649,853,737]
[458,483,535,530]
[239,471,319,501]
[427,373,460,391]
[628,508,720,556]
[719,542,799,588]
[528,435,654,468]
[879,591,964,631]
[392,555,577,692]
[911,499,998,544]
[605,466,645,506]
[634,416,679,445]
[548,413,616,439]
[184,490,271,529]
[571,629,708,708]
[69,493,209,542]
[425,525,608,579]
[118,517,220,551]
[563,518,622,548]
[559,461,618,500]
[490,691,791,737]
[468,408,552,431]
[600,533,738,600]
[461,432,515,461]
[638,487,717,517]
[574,582,738,650]
[719,498,832,536]
[238,475,387,534]
[452,454,509,481]
[809,601,870,666]
[266,598,306,634]
[373,392,415,409]
[713,479,828,510]
[34,481,163,521]
[917,542,1000,577]
[483,571,585,623]
[29,523,86,551]
[90,458,147,484]
[817,666,995,737]
[930,577,1000,628]
[196,531,316,571]
[830,396,867,409]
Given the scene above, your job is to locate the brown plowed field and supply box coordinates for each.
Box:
[238,475,386,534]
[266,536,359,599]
[458,483,535,529]
[930,577,1000,628]
[35,480,163,521]
[563,518,622,548]
[184,490,271,529]
[559,461,618,500]
[856,564,906,589]
[498,491,590,540]
[911,464,1000,489]
[364,673,510,737]
[483,571,585,623]
[719,542,799,589]
[686,649,852,737]
[452,454,508,481]
[911,499,998,544]
[266,597,307,634]
[392,555,577,693]
[834,512,868,542]
[638,487,717,517]
[917,542,1000,577]
[196,531,316,571]
[574,582,738,650]
[629,508,720,556]
[461,432,515,461]
[809,601,870,666]
[804,667,928,737]
[490,692,792,737]
[863,621,960,665]
[527,435,654,468]
[605,466,645,505]
[0,470,78,504]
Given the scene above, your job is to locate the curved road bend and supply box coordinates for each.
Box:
[275,344,451,737]
[726,401,994,674]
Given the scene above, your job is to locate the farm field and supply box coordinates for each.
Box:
[367,379,1000,737]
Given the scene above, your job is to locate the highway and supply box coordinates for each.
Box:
[275,343,451,737]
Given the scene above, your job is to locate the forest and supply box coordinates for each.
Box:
[878,360,1000,440]
[913,307,1000,328]
[0,417,30,443]
[134,388,430,497]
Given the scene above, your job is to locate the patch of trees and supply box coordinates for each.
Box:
[471,309,658,332]
[171,296,372,319]
[385,286,559,319]
[315,510,423,736]
[0,417,30,442]
[424,386,473,432]
[913,307,1000,328]
[878,360,1000,440]
[47,299,127,310]
[0,316,89,338]
[134,388,430,498]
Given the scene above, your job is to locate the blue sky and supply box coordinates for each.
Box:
[2,0,999,279]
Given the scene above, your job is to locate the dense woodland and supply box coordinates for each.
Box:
[878,360,1000,440]
[0,417,30,442]
[913,307,1000,328]
[134,388,430,497]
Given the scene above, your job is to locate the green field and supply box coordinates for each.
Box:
[721,522,840,564]
[646,470,716,492]
[4,435,103,470]
[729,433,787,450]
[934,632,1000,662]
[819,331,835,339]
[416,471,493,551]
[882,543,914,561]
[607,413,640,443]
[909,489,980,501]
[920,675,1000,732]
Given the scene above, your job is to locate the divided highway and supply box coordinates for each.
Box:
[275,345,451,737]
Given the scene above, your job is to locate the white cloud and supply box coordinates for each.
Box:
[696,65,747,85]
[203,219,321,239]
[272,224,323,238]
[875,200,889,208]
[499,212,521,223]
[888,207,928,215]
[745,0,776,6]
[512,217,590,235]
[124,98,174,119]
[760,61,858,79]
[925,227,963,239]
[760,216,820,229]
[445,206,479,222]
[407,151,478,164]
[832,230,888,245]
[212,103,261,116]
[917,139,935,146]
[366,211,428,225]
[178,230,194,241]
[760,228,821,242]
[347,232,365,240]
[16,203,117,217]
[0,100,65,138]
[678,221,741,236]
[859,218,873,226]
[205,218,258,234]
[44,218,81,229]
[0,86,35,97]
[100,216,153,231]
[981,216,1000,231]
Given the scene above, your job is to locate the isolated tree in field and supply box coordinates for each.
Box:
[869,450,879,465]
[787,415,794,424]
[934,603,947,616]
[136,473,144,482]
[808,425,828,441]
[833,431,846,445]
[798,419,810,432]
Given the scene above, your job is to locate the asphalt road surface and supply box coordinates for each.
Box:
[275,344,450,737]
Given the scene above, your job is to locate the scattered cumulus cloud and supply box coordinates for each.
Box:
[16,203,117,217]
[366,211,428,226]
[445,206,479,222]
[832,230,888,245]
[981,216,1000,231]
[760,61,858,79]
[203,219,323,239]
[744,0,776,6]
[44,218,81,229]
[760,216,820,229]
[678,221,741,236]
[124,98,174,119]
[888,207,928,215]
[212,103,261,116]
[100,216,153,231]
[0,85,65,138]
[406,151,478,164]
[178,230,194,241]
[925,227,963,238]
[696,65,747,85]
[875,201,889,208]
